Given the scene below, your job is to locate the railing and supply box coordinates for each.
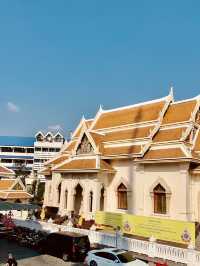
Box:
[14,219,199,265]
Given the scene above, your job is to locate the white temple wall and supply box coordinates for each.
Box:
[134,162,191,221]
[190,174,200,222]
[106,159,135,214]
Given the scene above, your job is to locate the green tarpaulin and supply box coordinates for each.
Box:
[0,201,40,211]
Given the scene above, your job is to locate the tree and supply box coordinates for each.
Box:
[14,161,31,186]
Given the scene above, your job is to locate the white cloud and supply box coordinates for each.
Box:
[48,124,62,131]
[7,102,20,113]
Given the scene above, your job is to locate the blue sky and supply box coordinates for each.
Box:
[0,1,200,137]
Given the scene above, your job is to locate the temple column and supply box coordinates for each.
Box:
[67,191,75,212]
[82,187,90,215]
[92,182,101,212]
[59,183,66,213]
[43,182,48,206]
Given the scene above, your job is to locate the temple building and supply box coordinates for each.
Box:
[0,165,15,179]
[0,177,32,203]
[41,90,200,222]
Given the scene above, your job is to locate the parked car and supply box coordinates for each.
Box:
[38,231,90,262]
[84,248,148,266]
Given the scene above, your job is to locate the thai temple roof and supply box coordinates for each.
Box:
[40,91,200,175]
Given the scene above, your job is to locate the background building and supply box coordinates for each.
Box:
[0,132,65,184]
[33,131,65,182]
[0,136,35,175]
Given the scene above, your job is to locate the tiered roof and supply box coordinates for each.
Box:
[0,178,32,200]
[0,165,15,177]
[40,91,200,174]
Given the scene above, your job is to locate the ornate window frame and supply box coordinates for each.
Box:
[149,178,171,216]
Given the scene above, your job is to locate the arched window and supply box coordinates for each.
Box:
[89,191,93,212]
[153,184,166,214]
[117,183,127,210]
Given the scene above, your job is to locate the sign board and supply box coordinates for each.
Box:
[95,211,195,245]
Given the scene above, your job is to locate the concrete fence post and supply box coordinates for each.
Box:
[148,236,157,258]
[187,246,197,266]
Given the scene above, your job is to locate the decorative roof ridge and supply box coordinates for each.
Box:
[92,120,159,133]
[160,120,194,127]
[52,157,72,171]
[0,165,15,174]
[160,124,189,130]
[44,152,68,166]
[151,140,183,147]
[104,142,146,148]
[181,125,193,141]
[0,178,15,181]
[171,95,199,105]
[181,144,192,157]
[150,143,184,150]
[103,138,151,145]
[100,95,168,114]
[70,116,86,139]
[89,130,105,136]
[191,128,200,150]
[141,141,152,157]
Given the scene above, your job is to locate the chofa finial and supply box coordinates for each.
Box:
[169,84,174,101]
[99,104,103,112]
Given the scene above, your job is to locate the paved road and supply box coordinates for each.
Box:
[0,238,82,266]
[0,238,185,266]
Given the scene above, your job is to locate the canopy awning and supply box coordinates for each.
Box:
[0,201,40,211]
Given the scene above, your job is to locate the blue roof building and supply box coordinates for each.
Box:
[0,136,35,147]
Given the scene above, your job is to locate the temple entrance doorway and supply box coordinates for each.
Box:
[100,187,105,211]
[74,184,83,214]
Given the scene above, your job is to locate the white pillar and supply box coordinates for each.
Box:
[43,182,49,206]
[67,191,75,212]
[59,183,66,213]
[92,182,101,212]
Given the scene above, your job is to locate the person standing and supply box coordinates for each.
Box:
[6,253,17,266]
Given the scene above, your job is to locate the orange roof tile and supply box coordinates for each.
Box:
[0,191,32,199]
[39,167,51,175]
[93,101,165,129]
[0,166,14,175]
[103,145,142,156]
[143,148,187,160]
[90,132,103,146]
[0,179,15,190]
[64,140,77,153]
[103,126,154,142]
[86,119,93,128]
[162,100,197,125]
[54,158,114,172]
[100,160,115,171]
[46,154,69,166]
[193,130,200,152]
[153,127,186,143]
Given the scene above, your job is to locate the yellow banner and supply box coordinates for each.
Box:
[95,211,195,245]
